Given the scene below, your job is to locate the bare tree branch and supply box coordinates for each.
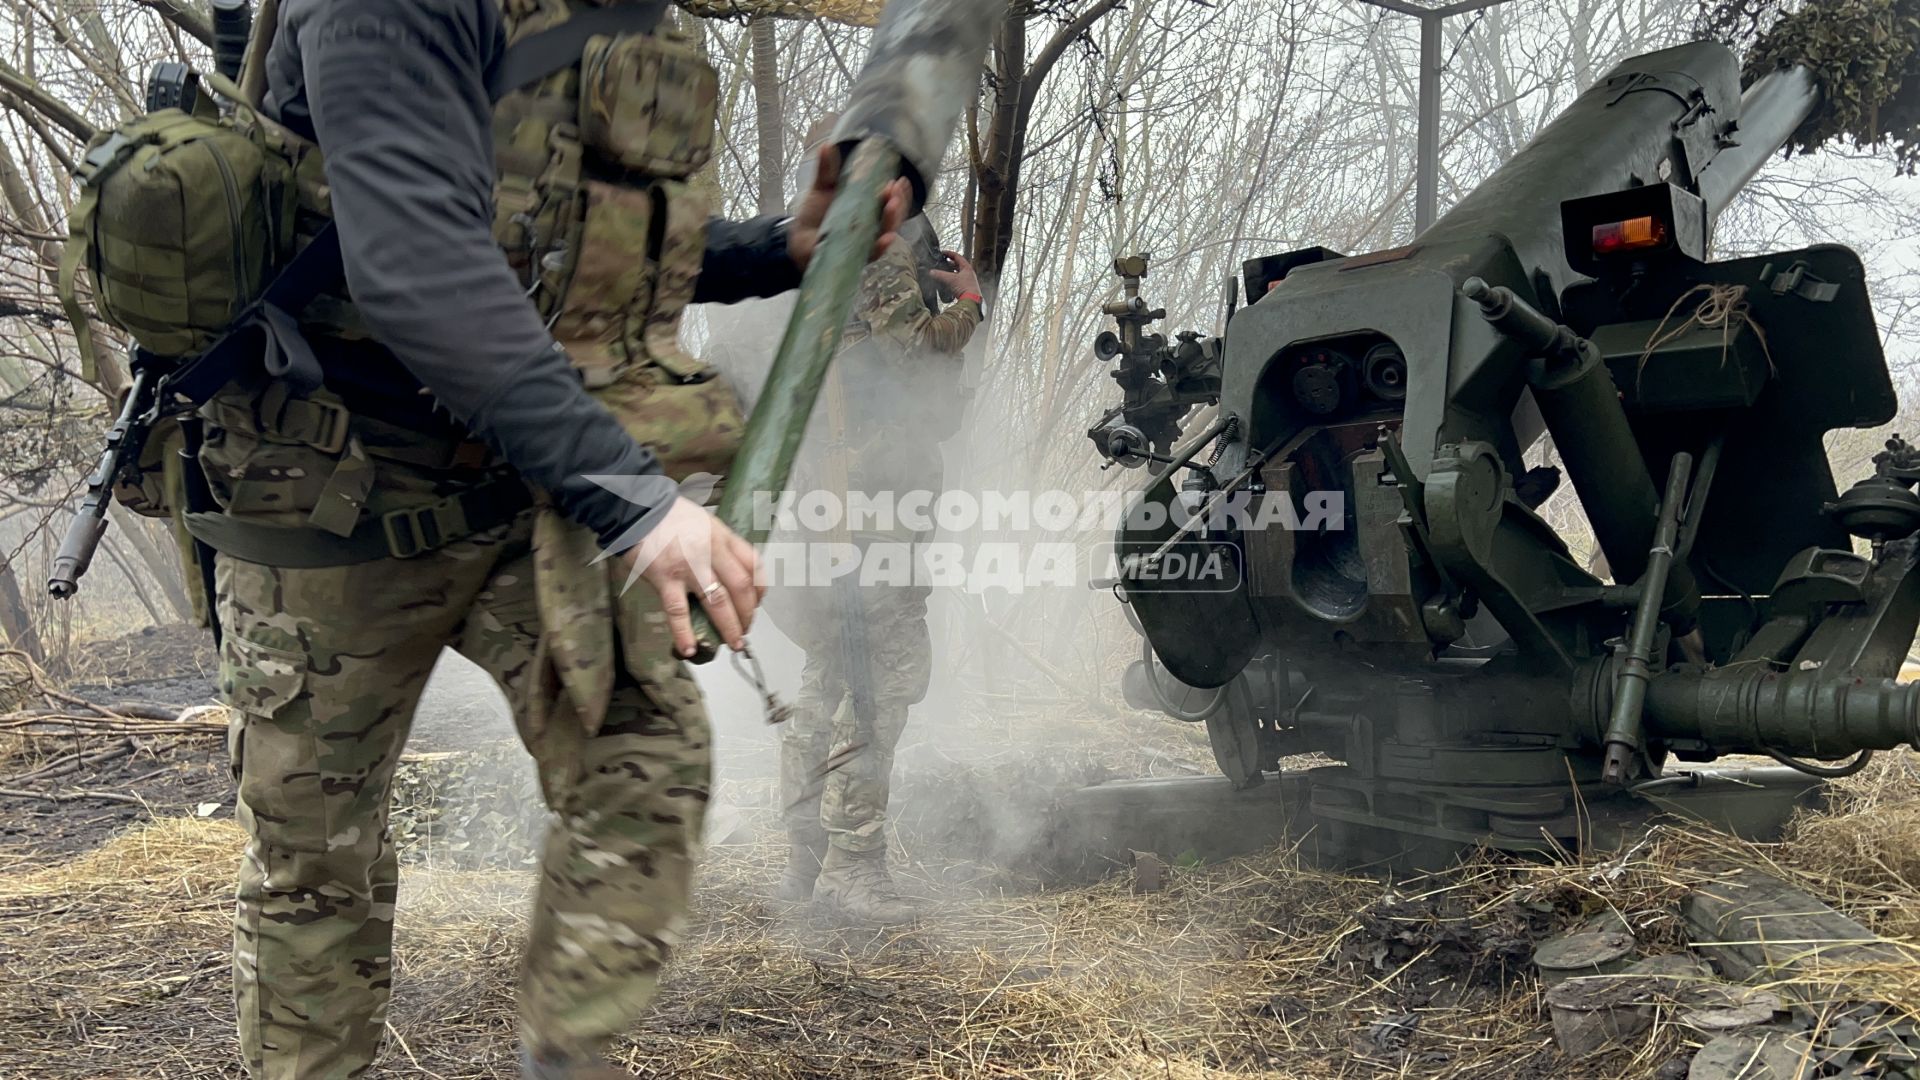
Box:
[0,59,95,142]
[127,0,213,45]
[0,297,68,328]
[0,91,80,173]
[1027,0,1124,92]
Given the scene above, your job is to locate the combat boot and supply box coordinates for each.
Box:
[813,844,921,926]
[775,828,828,903]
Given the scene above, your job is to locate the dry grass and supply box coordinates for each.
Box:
[1777,755,1920,940]
[2,743,1918,1078]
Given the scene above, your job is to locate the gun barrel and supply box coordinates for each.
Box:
[1697,65,1821,218]
[48,362,160,600]
[1647,662,1920,759]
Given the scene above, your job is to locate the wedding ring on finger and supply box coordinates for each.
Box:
[702,580,725,601]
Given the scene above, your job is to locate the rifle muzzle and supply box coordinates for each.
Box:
[48,514,107,598]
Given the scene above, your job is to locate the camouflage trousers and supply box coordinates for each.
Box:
[776,578,932,854]
[210,426,709,1079]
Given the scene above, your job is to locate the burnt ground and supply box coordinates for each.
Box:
[1,624,537,866]
[3,625,226,866]
[0,736,230,866]
[2,626,1918,1079]
[66,621,220,707]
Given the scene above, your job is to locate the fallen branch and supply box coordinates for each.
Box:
[0,785,146,805]
[0,648,129,719]
[5,738,134,783]
[0,713,225,736]
[5,702,179,722]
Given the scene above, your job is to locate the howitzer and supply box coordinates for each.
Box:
[1096,41,1918,867]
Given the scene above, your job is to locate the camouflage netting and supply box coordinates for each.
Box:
[389,743,546,870]
[1701,0,1920,172]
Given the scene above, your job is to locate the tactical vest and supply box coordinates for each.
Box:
[272,0,718,386]
[177,0,741,564]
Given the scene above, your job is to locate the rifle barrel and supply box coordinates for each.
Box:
[47,363,159,599]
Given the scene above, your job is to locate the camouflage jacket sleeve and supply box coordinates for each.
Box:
[855,246,982,355]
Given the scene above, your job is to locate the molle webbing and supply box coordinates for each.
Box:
[59,90,296,383]
[185,473,533,567]
[200,391,495,471]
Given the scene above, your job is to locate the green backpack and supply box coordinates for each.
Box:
[56,72,296,383]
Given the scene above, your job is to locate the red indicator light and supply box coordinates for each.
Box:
[1591,215,1668,256]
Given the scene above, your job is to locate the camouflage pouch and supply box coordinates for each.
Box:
[551,178,709,374]
[550,181,655,349]
[196,409,343,523]
[57,72,298,382]
[634,178,710,381]
[578,29,716,179]
[531,509,614,736]
[107,409,216,630]
[557,178,739,476]
[529,506,692,739]
[591,360,744,486]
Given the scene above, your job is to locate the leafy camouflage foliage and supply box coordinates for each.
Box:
[1701,0,1920,172]
[389,744,545,869]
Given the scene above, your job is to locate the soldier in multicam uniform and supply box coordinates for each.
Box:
[200,1,904,1078]
[773,174,984,924]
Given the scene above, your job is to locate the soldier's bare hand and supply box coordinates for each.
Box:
[787,143,911,271]
[928,250,981,298]
[622,497,764,657]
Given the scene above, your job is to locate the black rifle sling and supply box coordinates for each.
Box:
[162,221,341,406]
[486,0,671,100]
